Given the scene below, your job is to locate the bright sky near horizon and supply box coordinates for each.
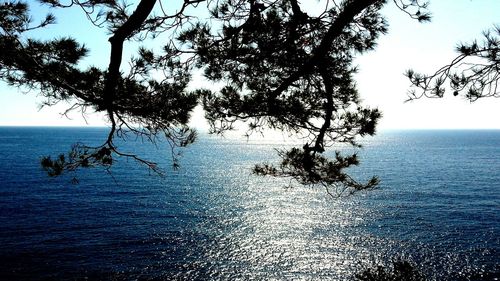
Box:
[0,0,499,130]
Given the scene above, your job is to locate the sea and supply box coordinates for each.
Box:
[0,127,498,280]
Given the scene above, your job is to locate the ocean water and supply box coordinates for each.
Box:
[0,127,498,280]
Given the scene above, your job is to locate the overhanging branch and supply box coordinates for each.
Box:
[269,0,381,99]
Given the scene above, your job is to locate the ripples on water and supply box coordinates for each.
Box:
[0,127,498,280]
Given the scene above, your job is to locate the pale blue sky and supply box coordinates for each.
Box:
[0,0,499,129]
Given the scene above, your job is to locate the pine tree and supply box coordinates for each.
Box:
[407,25,500,101]
[0,0,429,195]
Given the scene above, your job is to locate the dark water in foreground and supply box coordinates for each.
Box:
[0,127,498,280]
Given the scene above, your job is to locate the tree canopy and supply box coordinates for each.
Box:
[0,0,443,195]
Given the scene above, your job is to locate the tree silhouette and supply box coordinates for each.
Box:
[355,260,426,281]
[407,25,500,102]
[0,0,428,195]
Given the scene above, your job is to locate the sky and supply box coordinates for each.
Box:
[0,0,499,129]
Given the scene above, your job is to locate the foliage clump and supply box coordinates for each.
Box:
[355,260,427,281]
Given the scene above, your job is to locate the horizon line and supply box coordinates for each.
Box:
[1,125,500,131]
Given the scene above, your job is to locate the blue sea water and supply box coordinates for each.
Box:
[0,127,498,280]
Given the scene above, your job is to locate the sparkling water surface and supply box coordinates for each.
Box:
[0,127,498,280]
